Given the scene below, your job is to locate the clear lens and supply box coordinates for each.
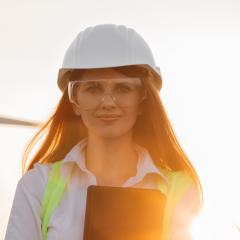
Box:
[68,78,146,110]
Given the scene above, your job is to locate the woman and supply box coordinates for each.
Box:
[5,23,203,240]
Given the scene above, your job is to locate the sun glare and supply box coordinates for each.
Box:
[190,208,240,240]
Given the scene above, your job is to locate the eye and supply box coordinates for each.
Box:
[83,82,103,92]
[116,85,132,93]
[86,86,102,92]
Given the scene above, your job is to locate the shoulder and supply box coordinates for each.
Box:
[20,162,52,185]
[160,169,200,212]
[17,162,53,200]
[156,168,193,193]
[18,160,74,195]
[166,170,200,239]
[162,169,193,192]
[174,182,200,213]
[166,170,201,216]
[4,162,55,240]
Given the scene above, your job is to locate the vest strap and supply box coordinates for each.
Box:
[40,162,192,240]
[40,161,75,240]
[157,170,193,239]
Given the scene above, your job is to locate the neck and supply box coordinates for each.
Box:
[84,133,139,186]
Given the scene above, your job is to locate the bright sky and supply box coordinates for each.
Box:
[1,0,240,239]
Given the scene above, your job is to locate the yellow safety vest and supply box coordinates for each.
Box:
[40,160,193,240]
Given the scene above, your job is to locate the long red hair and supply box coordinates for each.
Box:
[22,66,203,207]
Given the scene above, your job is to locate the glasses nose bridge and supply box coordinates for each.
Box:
[100,80,117,102]
[103,83,113,94]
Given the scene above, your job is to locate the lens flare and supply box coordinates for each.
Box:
[190,208,240,240]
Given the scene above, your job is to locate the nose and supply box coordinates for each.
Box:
[100,94,118,108]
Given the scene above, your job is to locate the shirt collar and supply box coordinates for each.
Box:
[63,138,168,183]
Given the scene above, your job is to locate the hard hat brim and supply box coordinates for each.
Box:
[57,64,162,92]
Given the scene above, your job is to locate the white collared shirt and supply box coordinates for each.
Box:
[4,138,169,240]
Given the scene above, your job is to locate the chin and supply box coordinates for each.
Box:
[90,126,134,140]
[97,130,129,139]
[83,117,137,139]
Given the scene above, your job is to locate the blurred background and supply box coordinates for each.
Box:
[1,0,240,239]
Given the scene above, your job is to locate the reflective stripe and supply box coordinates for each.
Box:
[40,161,192,240]
[158,170,193,239]
[40,161,74,240]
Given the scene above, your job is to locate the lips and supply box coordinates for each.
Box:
[97,114,122,122]
[97,114,122,118]
[99,117,120,121]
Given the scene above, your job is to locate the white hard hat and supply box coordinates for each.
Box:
[57,23,162,91]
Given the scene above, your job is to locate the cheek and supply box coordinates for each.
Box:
[80,113,95,129]
[117,110,141,133]
[123,109,139,125]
